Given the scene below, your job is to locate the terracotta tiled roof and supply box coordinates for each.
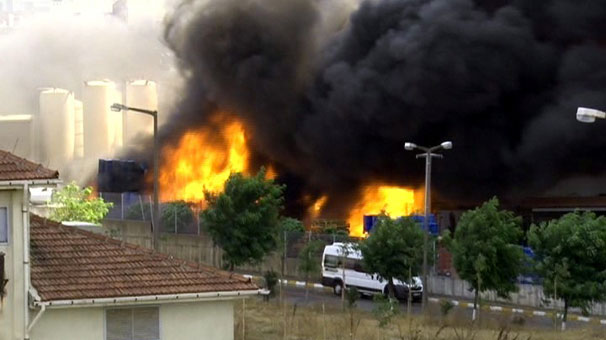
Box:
[0,150,58,181]
[29,215,258,302]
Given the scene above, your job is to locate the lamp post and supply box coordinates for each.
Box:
[110,103,160,250]
[404,140,452,310]
[576,107,606,123]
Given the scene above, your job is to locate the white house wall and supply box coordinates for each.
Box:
[0,189,25,340]
[29,300,235,340]
[29,307,104,340]
[160,300,235,340]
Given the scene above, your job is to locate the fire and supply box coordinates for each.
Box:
[308,195,327,219]
[159,113,249,202]
[347,185,422,237]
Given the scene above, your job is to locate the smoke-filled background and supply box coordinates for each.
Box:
[145,0,606,217]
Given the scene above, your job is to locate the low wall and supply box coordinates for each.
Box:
[428,275,606,316]
[101,219,311,279]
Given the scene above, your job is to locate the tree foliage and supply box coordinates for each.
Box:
[298,240,324,277]
[50,182,112,224]
[280,217,305,233]
[359,215,424,297]
[201,169,285,270]
[445,197,524,310]
[528,211,606,325]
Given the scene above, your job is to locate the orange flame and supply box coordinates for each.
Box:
[308,195,328,219]
[347,185,423,237]
[159,113,249,202]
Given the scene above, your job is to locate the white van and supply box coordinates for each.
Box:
[321,242,423,301]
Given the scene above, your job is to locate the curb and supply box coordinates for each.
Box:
[242,274,334,294]
[427,297,606,325]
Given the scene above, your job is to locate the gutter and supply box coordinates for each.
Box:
[22,183,30,340]
[33,289,264,309]
[0,179,62,187]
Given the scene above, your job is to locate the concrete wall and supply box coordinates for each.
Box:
[0,189,25,340]
[428,275,606,316]
[29,300,235,340]
[102,219,297,279]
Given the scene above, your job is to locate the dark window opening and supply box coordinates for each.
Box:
[0,252,7,301]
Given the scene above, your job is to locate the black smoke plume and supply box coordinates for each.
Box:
[148,0,606,217]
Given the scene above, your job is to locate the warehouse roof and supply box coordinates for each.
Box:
[29,214,258,302]
[0,150,58,181]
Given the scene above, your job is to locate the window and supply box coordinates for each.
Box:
[0,207,7,243]
[106,307,160,340]
[324,255,339,269]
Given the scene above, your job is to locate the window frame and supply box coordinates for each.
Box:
[104,305,161,340]
[0,206,8,244]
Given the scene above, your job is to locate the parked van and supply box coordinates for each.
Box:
[321,243,423,301]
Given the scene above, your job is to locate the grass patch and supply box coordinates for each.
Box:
[235,297,606,340]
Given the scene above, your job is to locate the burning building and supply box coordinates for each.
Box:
[115,0,606,236]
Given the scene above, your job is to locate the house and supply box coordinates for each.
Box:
[0,150,261,340]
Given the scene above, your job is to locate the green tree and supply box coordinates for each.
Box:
[50,182,113,224]
[528,211,606,331]
[161,201,194,233]
[280,217,305,233]
[359,215,424,298]
[201,169,285,271]
[298,239,324,300]
[445,197,524,321]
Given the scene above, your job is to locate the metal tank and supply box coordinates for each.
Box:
[73,99,84,159]
[125,79,157,146]
[82,80,123,159]
[38,88,75,169]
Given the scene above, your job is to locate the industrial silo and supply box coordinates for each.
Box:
[0,115,34,160]
[82,80,123,159]
[74,99,84,159]
[39,88,75,169]
[125,79,157,146]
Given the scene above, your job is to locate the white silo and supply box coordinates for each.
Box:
[125,79,157,146]
[39,88,76,169]
[74,99,84,159]
[82,80,123,160]
[0,115,34,160]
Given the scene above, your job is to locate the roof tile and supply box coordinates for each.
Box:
[30,215,258,302]
[0,150,58,181]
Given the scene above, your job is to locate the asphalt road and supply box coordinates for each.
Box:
[282,285,603,332]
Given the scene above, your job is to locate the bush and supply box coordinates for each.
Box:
[263,270,279,298]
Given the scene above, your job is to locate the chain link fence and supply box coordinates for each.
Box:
[101,192,202,235]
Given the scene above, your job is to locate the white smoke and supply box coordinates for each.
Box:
[0,7,182,125]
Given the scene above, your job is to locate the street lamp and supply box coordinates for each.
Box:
[404,140,452,310]
[576,107,606,123]
[110,103,160,250]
